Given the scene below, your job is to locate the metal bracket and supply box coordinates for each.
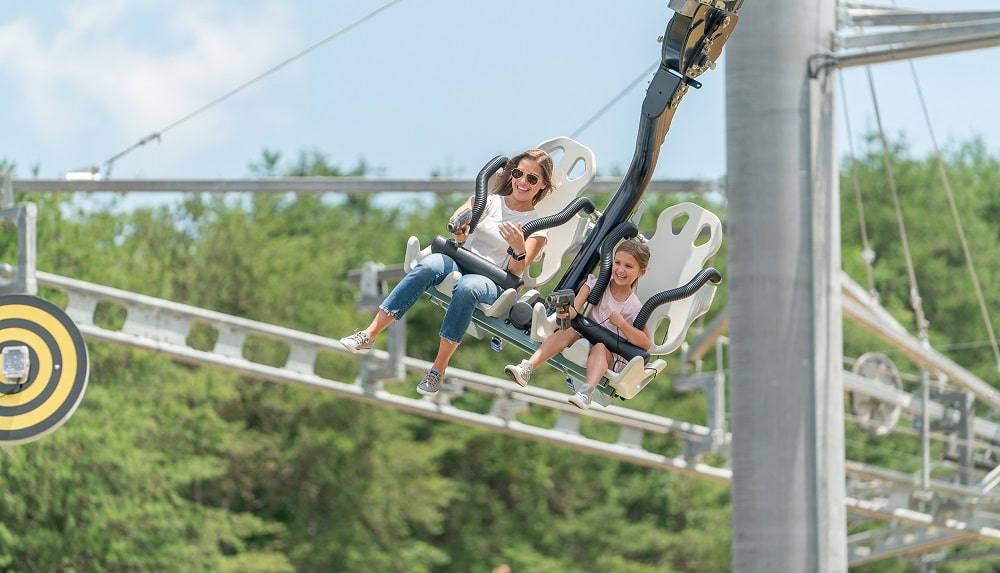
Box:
[675,369,728,458]
[350,261,405,387]
[0,202,38,295]
[357,318,406,387]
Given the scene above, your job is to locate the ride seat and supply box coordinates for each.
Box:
[403,136,597,321]
[530,201,724,399]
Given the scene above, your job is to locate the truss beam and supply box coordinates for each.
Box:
[35,270,728,480]
[8,177,719,196]
[842,274,1000,411]
[822,5,1000,71]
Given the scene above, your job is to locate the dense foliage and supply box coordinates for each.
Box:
[842,137,1000,573]
[1,136,999,571]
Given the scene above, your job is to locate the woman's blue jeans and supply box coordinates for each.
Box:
[379,253,503,344]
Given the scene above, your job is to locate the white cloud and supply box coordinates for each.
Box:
[0,0,300,154]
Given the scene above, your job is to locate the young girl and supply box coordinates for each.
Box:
[504,239,651,409]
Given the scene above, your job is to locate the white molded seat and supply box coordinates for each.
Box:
[523,136,596,289]
[403,136,597,322]
[530,201,724,400]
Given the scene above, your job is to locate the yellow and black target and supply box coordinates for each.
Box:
[0,294,89,446]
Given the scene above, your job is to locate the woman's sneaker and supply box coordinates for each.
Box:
[339,331,373,354]
[503,360,533,387]
[568,384,596,410]
[416,369,443,396]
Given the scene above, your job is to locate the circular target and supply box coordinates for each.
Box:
[850,352,903,437]
[0,294,89,445]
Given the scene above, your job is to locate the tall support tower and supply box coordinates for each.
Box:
[726,0,845,570]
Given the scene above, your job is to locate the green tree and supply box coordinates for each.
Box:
[12,133,1000,571]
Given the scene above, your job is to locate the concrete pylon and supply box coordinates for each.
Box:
[726,0,846,570]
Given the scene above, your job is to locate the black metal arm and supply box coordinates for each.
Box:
[468,155,507,234]
[554,1,740,295]
[585,221,639,308]
[633,267,722,330]
[521,196,595,238]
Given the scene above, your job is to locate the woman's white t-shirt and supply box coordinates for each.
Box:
[463,194,547,267]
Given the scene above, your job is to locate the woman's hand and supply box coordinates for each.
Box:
[498,222,525,255]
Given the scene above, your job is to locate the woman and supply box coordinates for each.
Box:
[340,148,554,395]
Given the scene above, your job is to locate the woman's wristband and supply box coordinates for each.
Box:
[507,246,526,261]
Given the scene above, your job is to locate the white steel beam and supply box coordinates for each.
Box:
[10,177,719,196]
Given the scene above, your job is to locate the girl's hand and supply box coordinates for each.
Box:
[609,311,627,329]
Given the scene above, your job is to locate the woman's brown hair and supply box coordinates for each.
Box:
[492,148,555,206]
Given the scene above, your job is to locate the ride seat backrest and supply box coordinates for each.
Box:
[636,201,723,356]
[402,136,596,320]
[532,201,723,358]
[522,137,597,290]
[525,201,723,400]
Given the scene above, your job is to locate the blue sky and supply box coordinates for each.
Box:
[1,1,998,183]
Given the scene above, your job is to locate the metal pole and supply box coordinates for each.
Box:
[922,371,931,492]
[727,0,846,570]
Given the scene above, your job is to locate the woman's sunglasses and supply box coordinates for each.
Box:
[510,168,540,186]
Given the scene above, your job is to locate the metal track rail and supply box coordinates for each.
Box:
[35,270,729,482]
[32,270,1000,558]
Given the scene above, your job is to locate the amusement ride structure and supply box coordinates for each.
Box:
[4,1,1000,570]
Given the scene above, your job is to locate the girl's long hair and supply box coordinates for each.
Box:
[616,239,651,292]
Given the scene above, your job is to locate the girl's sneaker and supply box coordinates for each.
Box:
[503,360,533,387]
[568,384,596,410]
